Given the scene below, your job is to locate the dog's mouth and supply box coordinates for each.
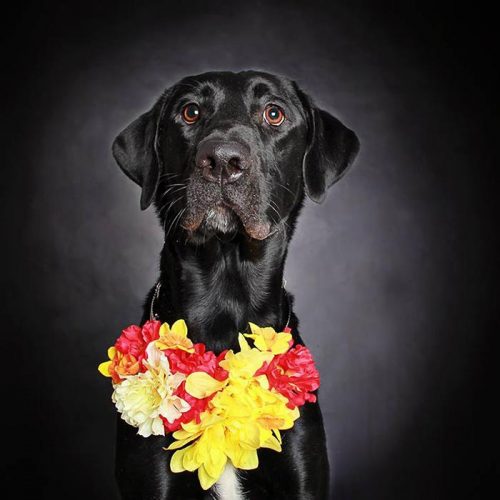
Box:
[181,199,271,240]
[179,166,272,240]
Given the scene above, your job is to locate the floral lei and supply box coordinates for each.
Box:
[99,319,320,490]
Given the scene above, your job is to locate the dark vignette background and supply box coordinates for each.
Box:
[2,1,497,499]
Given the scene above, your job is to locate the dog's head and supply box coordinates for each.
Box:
[113,71,359,240]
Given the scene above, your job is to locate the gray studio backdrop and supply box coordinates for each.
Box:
[17,2,490,499]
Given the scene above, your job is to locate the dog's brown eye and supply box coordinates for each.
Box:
[182,103,200,124]
[263,105,285,126]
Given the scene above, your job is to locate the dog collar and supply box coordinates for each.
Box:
[98,318,319,490]
[149,280,162,320]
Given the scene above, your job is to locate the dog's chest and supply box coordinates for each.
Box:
[213,463,244,500]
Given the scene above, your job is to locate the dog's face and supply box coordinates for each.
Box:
[161,71,310,240]
[113,71,359,241]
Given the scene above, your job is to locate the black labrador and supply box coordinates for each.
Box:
[112,70,359,500]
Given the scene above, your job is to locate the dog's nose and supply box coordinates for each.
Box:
[196,140,249,185]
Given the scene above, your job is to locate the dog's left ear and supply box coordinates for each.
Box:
[298,90,360,203]
[112,94,169,210]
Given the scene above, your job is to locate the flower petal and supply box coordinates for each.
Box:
[239,422,260,449]
[205,448,227,479]
[185,372,227,399]
[159,322,170,337]
[238,333,251,351]
[137,419,153,437]
[182,443,200,472]
[235,449,259,470]
[145,342,163,368]
[98,360,112,377]
[167,433,202,450]
[170,447,188,473]
[171,319,188,338]
[248,322,262,335]
[151,417,166,436]
[198,464,218,490]
[261,434,282,452]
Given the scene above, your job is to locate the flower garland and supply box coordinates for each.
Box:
[98,320,320,490]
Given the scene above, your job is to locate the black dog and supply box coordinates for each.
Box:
[112,70,359,500]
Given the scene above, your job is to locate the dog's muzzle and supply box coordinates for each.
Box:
[182,138,270,240]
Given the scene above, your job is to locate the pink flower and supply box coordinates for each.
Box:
[115,320,161,364]
[257,344,320,409]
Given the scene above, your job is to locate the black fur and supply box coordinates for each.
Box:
[112,70,359,499]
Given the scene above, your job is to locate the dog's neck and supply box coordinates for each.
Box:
[151,230,290,353]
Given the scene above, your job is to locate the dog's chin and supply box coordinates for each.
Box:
[202,205,240,235]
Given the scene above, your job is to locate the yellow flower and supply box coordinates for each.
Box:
[155,320,194,352]
[183,334,273,400]
[218,334,274,379]
[98,346,117,377]
[244,323,292,354]
[185,371,228,399]
[112,344,190,437]
[169,343,299,490]
[171,419,228,490]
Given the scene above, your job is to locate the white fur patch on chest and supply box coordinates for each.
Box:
[214,463,244,500]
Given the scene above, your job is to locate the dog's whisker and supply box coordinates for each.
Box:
[268,200,281,221]
[157,187,177,201]
[162,202,177,234]
[165,213,177,240]
[269,199,280,212]
[276,181,295,197]
[159,194,185,222]
[165,206,186,240]
[158,172,181,180]
[159,200,176,218]
[162,189,184,209]
[175,207,187,236]
[160,182,186,188]
[158,185,187,203]
[158,183,187,196]
[158,189,176,202]
[157,174,183,185]
[164,195,185,219]
[270,199,289,228]
[269,199,291,236]
[269,205,280,223]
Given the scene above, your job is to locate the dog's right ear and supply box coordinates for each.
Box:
[112,94,169,210]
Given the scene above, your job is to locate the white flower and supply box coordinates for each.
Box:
[112,343,190,437]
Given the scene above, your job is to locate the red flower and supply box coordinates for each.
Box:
[165,343,228,381]
[114,320,161,364]
[257,344,320,409]
[141,320,162,344]
[161,344,229,432]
